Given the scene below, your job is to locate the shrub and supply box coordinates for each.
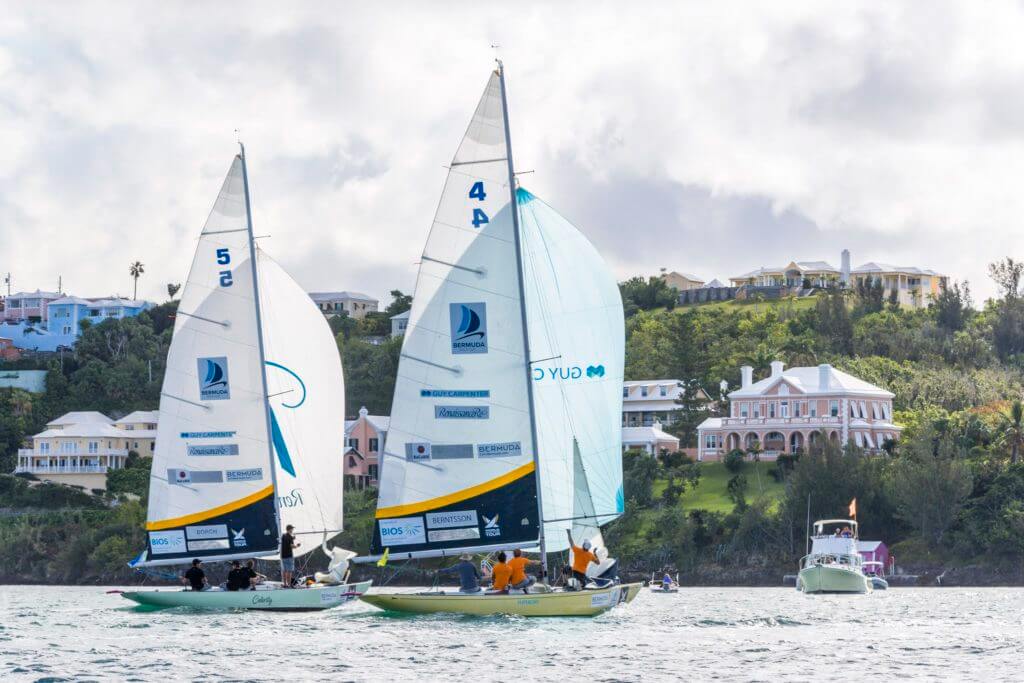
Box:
[723,449,746,473]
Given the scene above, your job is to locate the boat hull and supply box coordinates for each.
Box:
[869,576,889,590]
[360,583,641,617]
[121,580,372,611]
[797,566,871,594]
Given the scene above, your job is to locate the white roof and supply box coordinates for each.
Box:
[116,410,159,424]
[703,279,726,288]
[49,296,149,308]
[622,425,679,444]
[852,262,943,277]
[390,309,411,320]
[731,261,839,279]
[309,291,378,303]
[665,271,703,282]
[857,540,884,552]
[46,411,113,427]
[729,365,894,398]
[345,414,390,433]
[697,417,723,431]
[7,290,61,300]
[34,423,126,439]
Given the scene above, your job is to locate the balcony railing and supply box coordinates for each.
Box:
[721,416,843,427]
[15,465,109,474]
[17,448,128,457]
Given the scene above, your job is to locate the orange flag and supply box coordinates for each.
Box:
[848,498,857,518]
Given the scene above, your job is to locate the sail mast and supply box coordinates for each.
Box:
[239,143,284,539]
[497,60,548,580]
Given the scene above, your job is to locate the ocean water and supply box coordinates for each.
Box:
[1,585,1022,681]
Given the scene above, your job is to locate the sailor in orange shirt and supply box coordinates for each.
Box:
[506,548,539,592]
[566,529,599,587]
[487,551,513,594]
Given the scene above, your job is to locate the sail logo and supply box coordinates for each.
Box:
[149,530,186,555]
[532,364,605,381]
[483,514,501,537]
[197,356,231,400]
[231,528,247,548]
[449,302,488,355]
[434,405,490,420]
[278,488,305,508]
[379,517,426,546]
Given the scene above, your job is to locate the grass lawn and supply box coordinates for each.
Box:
[662,461,786,513]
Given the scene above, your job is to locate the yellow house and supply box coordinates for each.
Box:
[661,271,705,291]
[850,263,948,309]
[15,410,158,491]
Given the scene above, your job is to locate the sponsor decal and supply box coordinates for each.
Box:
[426,510,479,529]
[148,530,186,555]
[231,528,247,547]
[252,594,272,607]
[186,444,240,457]
[378,517,426,546]
[197,356,231,400]
[188,539,230,551]
[532,364,606,381]
[517,598,540,606]
[483,514,501,538]
[278,488,304,508]
[590,591,613,607]
[185,524,228,540]
[449,302,488,355]
[420,389,490,398]
[226,468,263,482]
[432,444,474,459]
[477,441,522,458]
[428,527,480,543]
[168,469,224,484]
[406,443,432,461]
[180,431,237,439]
[319,589,341,604]
[435,405,490,420]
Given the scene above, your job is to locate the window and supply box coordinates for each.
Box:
[872,403,880,420]
[830,400,839,417]
[623,387,629,398]
[61,441,75,453]
[659,385,668,397]
[88,442,98,454]
[850,403,857,418]
[769,403,776,418]
[149,442,154,451]
[740,403,748,418]
[859,401,868,419]
[794,402,802,418]
[369,438,379,452]
[347,438,359,450]
[780,401,789,418]
[348,456,356,468]
[89,308,100,316]
[369,465,379,480]
[753,404,760,418]
[39,442,50,454]
[640,386,648,397]
[882,403,891,420]
[704,434,718,449]
[854,432,864,447]
[810,402,817,417]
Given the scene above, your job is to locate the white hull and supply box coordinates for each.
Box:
[797,565,871,594]
[121,580,372,611]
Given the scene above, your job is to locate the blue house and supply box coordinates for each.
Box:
[46,296,153,337]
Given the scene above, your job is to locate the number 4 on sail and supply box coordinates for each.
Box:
[354,62,642,617]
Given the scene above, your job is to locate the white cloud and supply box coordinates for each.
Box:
[1,1,1021,304]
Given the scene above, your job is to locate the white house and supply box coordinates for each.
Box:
[390,309,410,337]
[309,291,379,319]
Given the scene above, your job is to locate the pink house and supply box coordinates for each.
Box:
[858,540,891,576]
[2,290,62,323]
[697,362,901,460]
[343,407,388,488]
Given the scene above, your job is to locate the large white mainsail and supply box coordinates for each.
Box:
[257,249,345,556]
[370,69,540,559]
[518,188,626,552]
[139,155,278,566]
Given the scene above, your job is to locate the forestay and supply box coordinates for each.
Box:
[139,156,277,566]
[370,70,539,559]
[257,250,345,557]
[518,188,625,552]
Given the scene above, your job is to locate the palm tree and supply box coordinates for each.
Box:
[129,261,145,300]
[997,400,1024,465]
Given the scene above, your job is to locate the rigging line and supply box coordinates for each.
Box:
[266,389,294,399]
[201,228,249,235]
[160,392,211,411]
[420,255,485,275]
[380,450,443,471]
[542,513,621,523]
[174,310,231,328]
[400,353,462,375]
[449,157,508,167]
[529,355,561,364]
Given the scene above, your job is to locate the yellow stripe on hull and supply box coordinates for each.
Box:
[360,583,642,617]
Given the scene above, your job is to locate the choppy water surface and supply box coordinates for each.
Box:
[2,585,1022,681]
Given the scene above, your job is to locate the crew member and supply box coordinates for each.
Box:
[507,548,539,592]
[487,551,512,594]
[226,560,247,591]
[438,553,482,593]
[281,524,300,588]
[182,558,207,591]
[566,530,599,587]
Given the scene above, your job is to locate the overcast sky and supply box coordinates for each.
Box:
[2,2,1022,306]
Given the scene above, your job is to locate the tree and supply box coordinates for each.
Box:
[814,289,853,355]
[622,449,658,507]
[996,400,1024,465]
[129,261,145,300]
[383,290,412,317]
[988,258,1024,301]
[933,280,972,333]
[619,276,677,315]
[166,283,181,299]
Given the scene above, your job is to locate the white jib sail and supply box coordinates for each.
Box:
[518,188,626,553]
[142,155,278,566]
[371,70,539,557]
[257,249,345,558]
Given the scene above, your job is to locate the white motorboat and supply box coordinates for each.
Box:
[797,519,872,594]
[863,561,889,590]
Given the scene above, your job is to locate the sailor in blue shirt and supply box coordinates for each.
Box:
[438,553,482,593]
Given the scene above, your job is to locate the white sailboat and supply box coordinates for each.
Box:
[355,63,640,617]
[120,147,369,611]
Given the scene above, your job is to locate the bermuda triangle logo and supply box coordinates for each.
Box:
[197,356,231,400]
[449,302,488,355]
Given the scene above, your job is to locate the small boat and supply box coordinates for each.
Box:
[863,561,889,590]
[120,147,367,610]
[649,573,679,593]
[797,519,872,594]
[353,62,640,617]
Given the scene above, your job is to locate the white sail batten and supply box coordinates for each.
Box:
[257,250,345,557]
[139,156,278,565]
[371,70,540,557]
[518,189,626,552]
